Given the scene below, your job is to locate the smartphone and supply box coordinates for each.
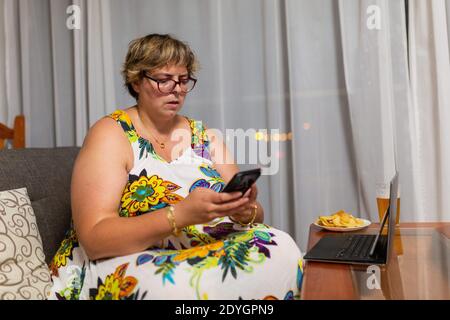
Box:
[221,168,261,195]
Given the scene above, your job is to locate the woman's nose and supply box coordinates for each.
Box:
[172,82,184,95]
[174,83,182,93]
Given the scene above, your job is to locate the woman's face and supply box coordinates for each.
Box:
[133,64,190,118]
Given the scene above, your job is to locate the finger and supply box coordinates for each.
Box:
[195,187,215,193]
[230,203,252,215]
[243,188,252,198]
[218,202,252,217]
[213,191,242,204]
[219,198,249,214]
[250,184,258,199]
[211,197,249,213]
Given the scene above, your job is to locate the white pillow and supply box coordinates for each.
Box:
[0,187,52,300]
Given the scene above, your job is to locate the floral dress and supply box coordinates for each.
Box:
[48,109,304,300]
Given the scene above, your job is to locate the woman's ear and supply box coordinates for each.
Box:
[131,81,141,95]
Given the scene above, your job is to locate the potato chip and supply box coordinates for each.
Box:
[316,210,364,228]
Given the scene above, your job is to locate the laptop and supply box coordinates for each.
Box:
[303,172,399,265]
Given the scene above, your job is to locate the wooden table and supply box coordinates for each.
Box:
[301,223,450,300]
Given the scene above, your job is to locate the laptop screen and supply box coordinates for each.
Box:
[368,172,399,259]
[386,172,399,262]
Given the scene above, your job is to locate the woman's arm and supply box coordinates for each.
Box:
[71,118,176,260]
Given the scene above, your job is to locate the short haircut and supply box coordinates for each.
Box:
[122,34,199,100]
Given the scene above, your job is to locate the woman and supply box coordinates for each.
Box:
[49,34,303,300]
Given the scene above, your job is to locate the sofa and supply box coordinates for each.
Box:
[0,147,80,299]
[0,147,80,263]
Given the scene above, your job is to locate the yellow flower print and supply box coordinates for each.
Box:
[213,249,226,259]
[120,174,184,216]
[94,263,138,300]
[110,110,123,122]
[190,120,207,145]
[49,230,78,276]
[110,110,131,127]
[95,274,121,300]
[110,110,138,143]
[121,175,166,214]
[52,238,74,268]
[173,241,224,262]
[126,130,138,143]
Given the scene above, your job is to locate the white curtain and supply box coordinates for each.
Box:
[338,0,417,219]
[0,0,22,135]
[284,0,361,246]
[408,0,450,221]
[1,0,450,251]
[0,0,114,147]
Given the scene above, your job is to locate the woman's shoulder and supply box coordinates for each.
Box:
[90,110,127,133]
[82,110,134,149]
[77,112,133,169]
[100,108,138,137]
[107,108,135,128]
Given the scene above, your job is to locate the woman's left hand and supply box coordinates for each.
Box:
[229,183,258,224]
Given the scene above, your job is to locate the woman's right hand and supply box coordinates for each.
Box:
[173,187,249,227]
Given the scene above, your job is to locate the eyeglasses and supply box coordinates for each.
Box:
[143,72,197,94]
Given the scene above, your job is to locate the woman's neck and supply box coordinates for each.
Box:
[136,105,178,137]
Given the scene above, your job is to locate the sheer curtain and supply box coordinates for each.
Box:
[284,0,361,247]
[1,0,450,252]
[0,0,114,147]
[0,0,22,136]
[338,0,417,220]
[408,0,450,221]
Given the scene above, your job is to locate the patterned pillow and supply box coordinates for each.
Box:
[0,187,52,299]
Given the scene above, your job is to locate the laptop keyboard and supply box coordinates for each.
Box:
[336,235,377,259]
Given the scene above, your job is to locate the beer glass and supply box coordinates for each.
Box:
[376,182,400,225]
[376,182,403,255]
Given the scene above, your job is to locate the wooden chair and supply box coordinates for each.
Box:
[0,115,25,149]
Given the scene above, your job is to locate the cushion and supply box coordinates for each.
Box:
[0,147,80,264]
[0,187,52,300]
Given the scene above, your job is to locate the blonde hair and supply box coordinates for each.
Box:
[122,34,199,100]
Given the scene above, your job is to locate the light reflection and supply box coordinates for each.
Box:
[254,131,293,142]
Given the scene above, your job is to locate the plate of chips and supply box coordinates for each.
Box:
[314,210,371,232]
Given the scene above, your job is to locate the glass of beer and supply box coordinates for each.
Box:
[376,182,400,226]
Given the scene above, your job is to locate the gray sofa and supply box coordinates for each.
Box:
[0,147,80,264]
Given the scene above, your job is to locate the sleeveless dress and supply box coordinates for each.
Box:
[48,109,304,300]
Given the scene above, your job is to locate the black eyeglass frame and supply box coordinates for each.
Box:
[142,71,197,94]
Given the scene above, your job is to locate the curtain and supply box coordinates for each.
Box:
[408,0,450,221]
[284,0,361,247]
[0,0,22,135]
[1,0,450,252]
[0,0,114,147]
[338,0,417,220]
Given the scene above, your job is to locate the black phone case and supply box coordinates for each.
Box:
[221,168,261,194]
